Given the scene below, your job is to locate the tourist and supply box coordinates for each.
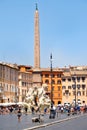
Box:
[17,108,22,122]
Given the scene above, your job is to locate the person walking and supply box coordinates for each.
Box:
[17,108,22,122]
[56,106,59,117]
[25,107,28,114]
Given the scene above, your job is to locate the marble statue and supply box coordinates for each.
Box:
[25,84,51,112]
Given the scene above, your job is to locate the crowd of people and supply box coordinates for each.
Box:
[0,103,87,120]
[0,105,24,121]
[0,105,21,115]
[43,104,87,118]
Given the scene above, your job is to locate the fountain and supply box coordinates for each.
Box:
[25,83,51,113]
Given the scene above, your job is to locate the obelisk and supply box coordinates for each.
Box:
[33,4,41,87]
[34,4,40,69]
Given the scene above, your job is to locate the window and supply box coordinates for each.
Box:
[57,74,61,78]
[65,90,69,94]
[82,77,85,82]
[82,91,85,96]
[68,86,71,89]
[82,85,85,90]
[62,86,66,89]
[68,78,71,82]
[12,86,15,92]
[77,77,80,82]
[45,80,49,84]
[22,82,25,86]
[72,84,76,89]
[45,74,49,78]
[62,78,66,82]
[77,91,81,96]
[72,77,76,82]
[4,84,8,91]
[58,86,60,91]
[57,80,61,84]
[77,84,80,89]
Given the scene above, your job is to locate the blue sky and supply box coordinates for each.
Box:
[0,0,87,68]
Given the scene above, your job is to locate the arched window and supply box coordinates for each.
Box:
[58,101,61,104]
[45,79,49,84]
[52,80,55,84]
[77,91,81,96]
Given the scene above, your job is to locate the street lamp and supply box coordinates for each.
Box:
[50,53,53,108]
[49,53,56,119]
[72,74,77,107]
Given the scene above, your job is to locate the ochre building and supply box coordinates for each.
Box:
[41,68,63,105]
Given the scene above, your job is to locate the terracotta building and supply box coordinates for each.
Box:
[41,68,63,105]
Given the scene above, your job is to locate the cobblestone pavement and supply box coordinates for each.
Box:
[0,112,83,130]
[0,113,68,130]
[36,115,87,130]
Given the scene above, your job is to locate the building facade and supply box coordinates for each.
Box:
[0,62,18,103]
[62,66,87,105]
[41,68,63,105]
[18,65,33,102]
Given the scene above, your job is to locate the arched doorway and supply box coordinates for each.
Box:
[58,101,61,104]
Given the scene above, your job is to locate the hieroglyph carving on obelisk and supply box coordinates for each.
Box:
[34,4,40,69]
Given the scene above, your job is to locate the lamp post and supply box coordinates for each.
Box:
[72,74,77,108]
[50,53,53,108]
[49,53,56,119]
[74,76,76,108]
